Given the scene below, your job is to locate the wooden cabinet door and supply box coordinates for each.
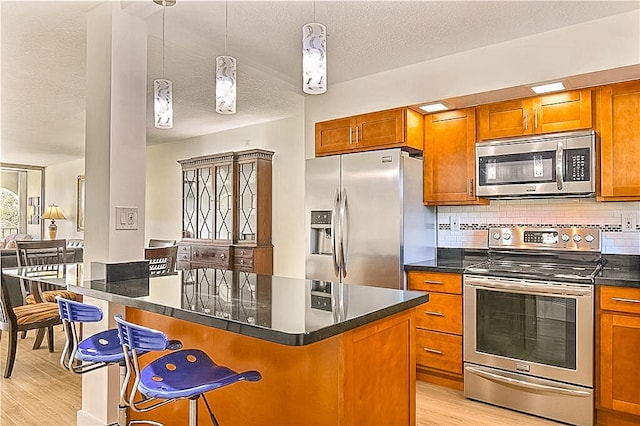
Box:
[315,117,356,156]
[534,89,592,134]
[424,108,487,205]
[598,80,640,200]
[477,98,533,140]
[355,108,405,149]
[600,312,640,416]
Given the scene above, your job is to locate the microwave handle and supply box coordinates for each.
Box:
[556,141,564,190]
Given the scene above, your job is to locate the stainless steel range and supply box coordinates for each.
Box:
[464,226,601,426]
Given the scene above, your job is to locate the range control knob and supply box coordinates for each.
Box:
[573,234,582,242]
[493,232,501,240]
[585,234,595,243]
[561,234,571,242]
[503,233,511,241]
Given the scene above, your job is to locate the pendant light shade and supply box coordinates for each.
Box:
[154,78,173,128]
[153,0,174,129]
[302,22,326,95]
[215,55,236,114]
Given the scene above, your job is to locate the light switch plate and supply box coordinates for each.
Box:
[115,207,138,230]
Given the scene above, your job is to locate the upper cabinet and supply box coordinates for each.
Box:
[477,89,593,140]
[423,108,488,206]
[596,80,640,201]
[315,107,423,156]
[178,149,274,274]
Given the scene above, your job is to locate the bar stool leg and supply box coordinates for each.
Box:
[189,399,197,426]
[118,365,128,426]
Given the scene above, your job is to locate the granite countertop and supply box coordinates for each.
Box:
[406,249,640,289]
[2,264,429,346]
[404,248,488,274]
[596,254,640,288]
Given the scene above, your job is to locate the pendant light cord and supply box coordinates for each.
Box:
[313,0,316,22]
[225,0,228,54]
[162,3,166,78]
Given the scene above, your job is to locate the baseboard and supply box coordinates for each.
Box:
[417,367,463,391]
[597,408,640,425]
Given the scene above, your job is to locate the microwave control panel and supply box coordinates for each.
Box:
[565,148,590,182]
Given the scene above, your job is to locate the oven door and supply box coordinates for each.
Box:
[464,275,593,387]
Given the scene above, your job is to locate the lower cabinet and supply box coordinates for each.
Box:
[597,285,640,425]
[407,271,463,390]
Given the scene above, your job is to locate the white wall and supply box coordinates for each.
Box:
[44,158,84,240]
[146,114,306,278]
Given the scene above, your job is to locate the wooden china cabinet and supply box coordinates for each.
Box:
[177,149,273,275]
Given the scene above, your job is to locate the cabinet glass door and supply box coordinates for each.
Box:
[214,163,233,240]
[183,169,197,238]
[197,167,213,239]
[238,161,257,242]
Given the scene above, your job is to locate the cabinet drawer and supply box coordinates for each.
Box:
[407,271,461,294]
[192,245,231,268]
[416,330,462,375]
[601,286,640,315]
[415,294,462,335]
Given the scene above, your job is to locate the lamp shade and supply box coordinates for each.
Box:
[42,205,66,220]
[216,55,236,114]
[302,22,326,95]
[154,78,173,129]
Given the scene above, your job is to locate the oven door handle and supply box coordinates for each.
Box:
[465,366,591,397]
[465,278,592,297]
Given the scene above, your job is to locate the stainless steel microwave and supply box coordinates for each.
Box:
[475,130,596,198]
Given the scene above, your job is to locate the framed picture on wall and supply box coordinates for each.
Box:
[77,175,85,232]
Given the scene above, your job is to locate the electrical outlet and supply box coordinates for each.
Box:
[450,216,460,232]
[622,213,637,232]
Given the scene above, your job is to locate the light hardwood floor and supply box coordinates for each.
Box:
[1,327,560,425]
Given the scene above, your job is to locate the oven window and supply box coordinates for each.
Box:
[476,289,576,369]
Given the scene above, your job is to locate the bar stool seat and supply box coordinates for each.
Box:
[138,349,261,399]
[115,315,261,426]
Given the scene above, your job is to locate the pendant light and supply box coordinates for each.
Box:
[216,0,236,114]
[302,1,326,94]
[153,0,175,128]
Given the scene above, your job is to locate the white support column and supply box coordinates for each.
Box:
[79,2,147,425]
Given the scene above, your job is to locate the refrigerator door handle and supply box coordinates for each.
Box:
[332,188,341,277]
[340,188,349,278]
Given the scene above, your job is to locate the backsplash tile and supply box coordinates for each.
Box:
[437,199,640,255]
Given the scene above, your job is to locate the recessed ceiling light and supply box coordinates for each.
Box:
[419,103,449,113]
[531,82,565,94]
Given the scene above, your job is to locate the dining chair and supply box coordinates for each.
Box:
[15,239,76,348]
[0,272,61,378]
[144,246,178,276]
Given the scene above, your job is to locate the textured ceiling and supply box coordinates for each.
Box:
[2,1,639,166]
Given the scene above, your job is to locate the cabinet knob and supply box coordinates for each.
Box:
[220,253,226,259]
[240,259,245,264]
[240,250,245,255]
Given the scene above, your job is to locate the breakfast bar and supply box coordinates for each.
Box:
[3,264,428,425]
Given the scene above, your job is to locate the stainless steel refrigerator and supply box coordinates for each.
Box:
[305,149,436,289]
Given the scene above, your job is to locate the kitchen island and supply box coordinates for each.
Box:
[3,265,428,425]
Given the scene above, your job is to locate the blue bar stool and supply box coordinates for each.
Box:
[114,314,262,426]
[56,296,166,426]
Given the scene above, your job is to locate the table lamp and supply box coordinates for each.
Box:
[42,204,66,240]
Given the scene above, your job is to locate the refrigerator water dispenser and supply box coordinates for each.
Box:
[310,210,333,255]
